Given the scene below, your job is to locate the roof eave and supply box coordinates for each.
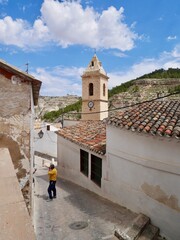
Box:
[0,59,42,106]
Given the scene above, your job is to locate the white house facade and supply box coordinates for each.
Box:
[34,123,58,158]
[57,100,180,240]
[106,126,180,240]
[57,121,107,197]
[105,100,180,240]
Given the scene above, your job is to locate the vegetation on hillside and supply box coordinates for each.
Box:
[108,80,134,98]
[137,68,180,79]
[168,85,180,94]
[43,99,82,122]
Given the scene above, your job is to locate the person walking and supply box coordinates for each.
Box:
[47,164,57,201]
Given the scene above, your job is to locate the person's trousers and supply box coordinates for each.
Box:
[48,180,56,199]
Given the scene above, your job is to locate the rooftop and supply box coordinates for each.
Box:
[0,59,41,105]
[56,101,180,156]
[107,100,180,139]
[56,120,106,155]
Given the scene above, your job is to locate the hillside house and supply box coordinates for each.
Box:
[56,100,180,240]
[0,59,41,239]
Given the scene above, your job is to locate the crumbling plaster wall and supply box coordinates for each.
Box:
[0,74,32,193]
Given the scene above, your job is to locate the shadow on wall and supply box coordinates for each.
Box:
[0,134,25,179]
[0,134,31,209]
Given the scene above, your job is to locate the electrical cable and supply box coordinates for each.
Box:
[59,91,180,116]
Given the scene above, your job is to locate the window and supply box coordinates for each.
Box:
[91,61,94,66]
[89,83,94,96]
[80,149,89,177]
[91,154,102,187]
[103,83,106,96]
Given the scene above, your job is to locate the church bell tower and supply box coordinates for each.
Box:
[81,55,109,121]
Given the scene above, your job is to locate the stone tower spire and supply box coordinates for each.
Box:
[81,55,109,121]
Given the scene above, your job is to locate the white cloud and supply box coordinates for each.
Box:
[108,59,160,89]
[171,45,180,57]
[0,0,138,51]
[0,16,51,49]
[167,35,177,41]
[112,51,127,58]
[108,45,180,89]
[33,66,84,96]
[41,0,137,50]
[0,0,8,5]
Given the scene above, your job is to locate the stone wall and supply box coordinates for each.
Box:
[0,74,32,206]
[0,148,36,240]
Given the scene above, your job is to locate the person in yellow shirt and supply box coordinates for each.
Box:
[47,164,57,201]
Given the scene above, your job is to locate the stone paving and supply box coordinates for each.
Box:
[33,156,137,240]
[0,148,36,240]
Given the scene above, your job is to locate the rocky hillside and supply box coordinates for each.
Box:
[36,78,180,121]
[109,78,180,109]
[35,95,81,118]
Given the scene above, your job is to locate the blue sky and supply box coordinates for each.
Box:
[0,0,180,96]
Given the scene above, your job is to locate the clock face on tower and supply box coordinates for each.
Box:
[88,101,94,109]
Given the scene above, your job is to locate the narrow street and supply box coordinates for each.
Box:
[33,156,137,240]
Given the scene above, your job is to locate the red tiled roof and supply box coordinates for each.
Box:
[107,100,180,139]
[56,121,106,155]
[56,101,180,155]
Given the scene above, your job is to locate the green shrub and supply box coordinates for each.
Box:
[137,68,180,79]
[42,99,82,122]
[168,85,180,94]
[108,80,134,98]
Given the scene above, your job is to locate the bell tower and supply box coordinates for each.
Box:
[81,55,109,121]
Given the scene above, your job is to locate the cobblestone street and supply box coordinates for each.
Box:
[33,156,137,240]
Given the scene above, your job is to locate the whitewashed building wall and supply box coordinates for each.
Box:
[34,127,57,158]
[106,126,180,240]
[57,137,107,197]
[57,125,180,239]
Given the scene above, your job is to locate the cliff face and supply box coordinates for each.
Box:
[35,95,81,118]
[109,78,180,109]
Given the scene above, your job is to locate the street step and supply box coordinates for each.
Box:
[114,213,150,240]
[138,224,159,240]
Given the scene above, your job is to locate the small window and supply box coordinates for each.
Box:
[103,83,106,96]
[91,61,94,66]
[89,83,93,96]
[80,149,89,177]
[91,154,102,187]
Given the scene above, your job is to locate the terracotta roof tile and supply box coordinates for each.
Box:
[107,101,180,139]
[56,101,180,155]
[56,121,106,155]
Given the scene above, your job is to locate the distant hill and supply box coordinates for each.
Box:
[38,68,180,122]
[137,68,180,79]
[108,68,180,98]
[35,95,81,120]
